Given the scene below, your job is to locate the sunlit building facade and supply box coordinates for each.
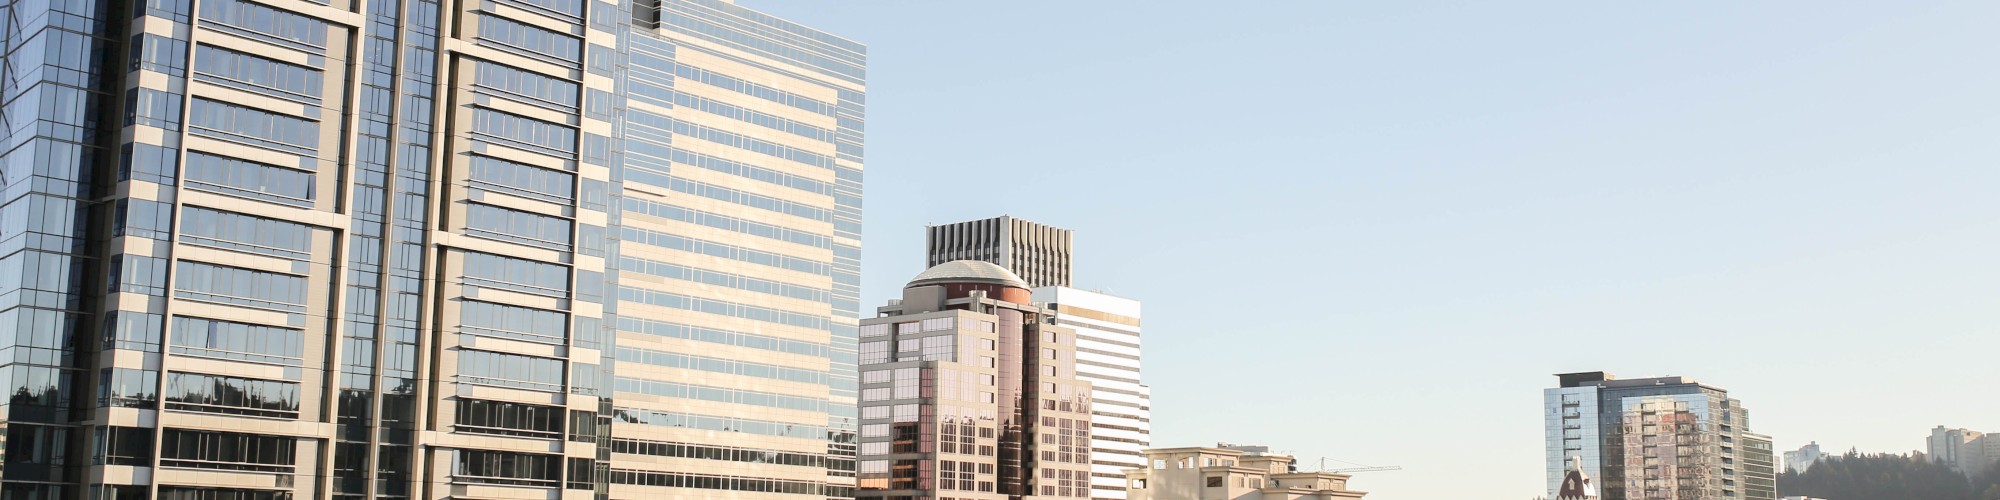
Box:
[1032,287,1147,500]
[1544,372,1774,500]
[859,261,1095,499]
[0,0,860,498]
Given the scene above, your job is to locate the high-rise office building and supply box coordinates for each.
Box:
[1545,372,1775,500]
[858,260,1095,499]
[926,215,1149,500]
[0,0,861,498]
[1031,287,1148,500]
[927,216,1074,288]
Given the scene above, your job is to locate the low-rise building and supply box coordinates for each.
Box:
[1124,444,1367,499]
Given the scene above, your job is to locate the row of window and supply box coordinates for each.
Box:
[455,398,567,439]
[666,88,831,143]
[466,203,571,249]
[617,256,829,303]
[617,316,829,358]
[613,407,827,440]
[459,300,568,344]
[174,261,308,312]
[181,205,316,258]
[462,251,569,296]
[164,371,301,419]
[188,98,320,153]
[658,144,831,195]
[618,286,829,331]
[642,114,832,169]
[477,15,581,63]
[454,448,562,486]
[611,437,827,468]
[622,198,830,249]
[159,428,296,472]
[622,226,827,276]
[468,154,574,203]
[199,0,330,50]
[654,174,830,222]
[472,107,576,155]
[159,487,293,500]
[656,7,861,85]
[185,151,317,206]
[614,377,825,412]
[609,468,838,496]
[614,346,826,385]
[170,315,306,365]
[665,59,836,117]
[458,349,565,392]
[193,44,324,100]
[473,59,579,109]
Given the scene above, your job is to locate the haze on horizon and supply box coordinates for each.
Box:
[748,1,2000,497]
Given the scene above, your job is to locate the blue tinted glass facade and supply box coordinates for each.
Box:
[0,0,853,497]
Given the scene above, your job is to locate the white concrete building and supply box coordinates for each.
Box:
[1036,286,1151,500]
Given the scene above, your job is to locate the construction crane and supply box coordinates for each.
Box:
[1309,457,1403,474]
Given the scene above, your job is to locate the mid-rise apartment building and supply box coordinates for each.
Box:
[1544,372,1775,500]
[1782,442,1828,474]
[0,0,862,498]
[1122,444,1368,500]
[858,260,1095,499]
[1929,426,2000,478]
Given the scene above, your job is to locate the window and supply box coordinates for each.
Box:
[164,372,301,419]
[462,251,569,297]
[455,399,563,439]
[1207,476,1224,487]
[188,99,320,153]
[180,206,315,258]
[115,199,173,240]
[460,300,566,344]
[458,349,564,392]
[198,0,329,49]
[121,143,179,185]
[159,428,296,472]
[184,151,316,206]
[454,449,561,487]
[193,44,324,99]
[474,60,579,109]
[477,15,581,63]
[859,323,889,338]
[98,369,159,408]
[468,155,574,203]
[472,108,576,154]
[466,203,571,249]
[94,427,154,466]
[173,261,309,312]
[127,87,184,129]
[107,254,168,296]
[859,341,887,364]
[102,311,164,352]
[169,316,304,365]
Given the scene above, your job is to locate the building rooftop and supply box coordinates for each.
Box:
[908,260,1029,289]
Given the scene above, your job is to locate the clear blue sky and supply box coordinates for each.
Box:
[742,1,2000,497]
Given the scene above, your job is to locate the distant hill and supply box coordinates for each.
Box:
[1779,452,2000,500]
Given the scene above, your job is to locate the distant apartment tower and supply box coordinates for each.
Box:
[858,261,1096,498]
[1034,287,1150,500]
[1545,372,1776,500]
[1783,442,1829,473]
[928,216,1075,288]
[1929,426,2000,478]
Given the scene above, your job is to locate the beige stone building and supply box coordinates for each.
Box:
[1123,445,1367,500]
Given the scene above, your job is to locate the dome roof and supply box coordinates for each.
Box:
[908,260,1028,289]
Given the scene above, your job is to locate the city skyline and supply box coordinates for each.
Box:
[746,1,2000,498]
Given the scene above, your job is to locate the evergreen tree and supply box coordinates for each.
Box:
[1779,451,1973,500]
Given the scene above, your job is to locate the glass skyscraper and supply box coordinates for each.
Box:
[1544,372,1775,500]
[0,0,861,497]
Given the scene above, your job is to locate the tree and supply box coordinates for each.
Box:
[1976,460,2000,500]
[1779,451,1973,500]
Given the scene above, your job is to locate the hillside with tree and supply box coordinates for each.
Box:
[1779,452,2000,500]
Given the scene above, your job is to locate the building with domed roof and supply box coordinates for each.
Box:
[857,261,1095,499]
